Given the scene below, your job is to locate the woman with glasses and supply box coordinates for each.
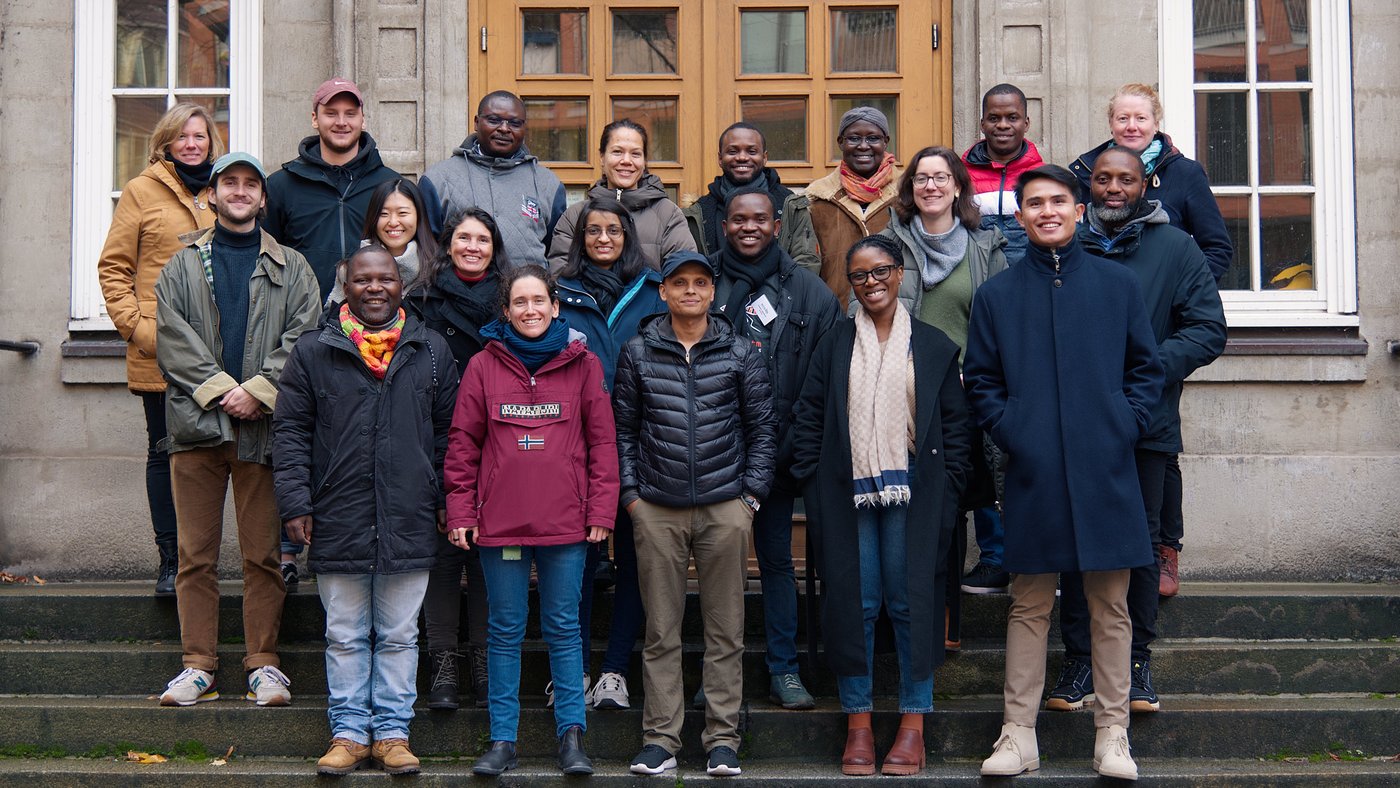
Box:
[548,119,696,271]
[789,234,972,777]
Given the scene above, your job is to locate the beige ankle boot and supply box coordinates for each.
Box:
[980,722,1040,776]
[1094,724,1138,780]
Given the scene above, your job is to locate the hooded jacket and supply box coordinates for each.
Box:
[272,311,459,574]
[962,138,1046,220]
[804,166,902,307]
[444,340,619,546]
[419,135,567,267]
[557,268,665,390]
[264,133,402,297]
[99,159,216,391]
[681,168,821,275]
[1078,201,1227,453]
[548,173,696,271]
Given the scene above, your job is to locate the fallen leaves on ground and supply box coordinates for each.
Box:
[211,745,235,766]
[0,572,45,585]
[125,751,168,764]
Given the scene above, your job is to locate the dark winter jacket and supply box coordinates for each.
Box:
[272,312,459,574]
[613,313,777,509]
[264,133,402,298]
[789,318,973,680]
[548,174,697,271]
[964,238,1164,574]
[1070,132,1233,282]
[1078,202,1227,453]
[557,268,665,390]
[419,135,568,267]
[682,168,822,275]
[404,275,496,372]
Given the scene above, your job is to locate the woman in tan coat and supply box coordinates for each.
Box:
[98,102,223,595]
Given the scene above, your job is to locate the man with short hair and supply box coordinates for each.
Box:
[962,83,1044,266]
[614,250,776,778]
[684,122,820,274]
[965,165,1163,781]
[265,77,401,299]
[419,91,566,267]
[155,152,322,709]
[1045,147,1226,717]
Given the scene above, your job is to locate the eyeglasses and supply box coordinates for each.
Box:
[912,172,954,188]
[842,134,886,147]
[584,225,624,239]
[480,114,525,130]
[846,264,898,286]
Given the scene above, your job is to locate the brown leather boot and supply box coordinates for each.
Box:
[881,715,926,776]
[316,738,370,776]
[371,738,421,775]
[841,713,875,776]
[1158,545,1180,597]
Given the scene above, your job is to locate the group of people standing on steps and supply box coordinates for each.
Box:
[98,73,1226,780]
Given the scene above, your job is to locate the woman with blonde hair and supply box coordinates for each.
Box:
[98,101,225,595]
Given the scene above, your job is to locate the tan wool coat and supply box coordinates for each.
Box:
[804,167,902,308]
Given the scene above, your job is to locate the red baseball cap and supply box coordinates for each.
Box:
[313,77,363,108]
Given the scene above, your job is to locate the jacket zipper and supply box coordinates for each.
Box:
[685,350,697,506]
[1053,250,1061,275]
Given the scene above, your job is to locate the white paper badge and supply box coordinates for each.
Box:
[750,294,778,325]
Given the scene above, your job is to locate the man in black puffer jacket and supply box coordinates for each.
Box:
[613,250,776,778]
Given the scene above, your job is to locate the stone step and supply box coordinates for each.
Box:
[0,756,1397,786]
[2,582,1397,643]
[3,638,1397,698]
[0,695,1395,762]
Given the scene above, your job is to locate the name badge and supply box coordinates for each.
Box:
[749,294,778,325]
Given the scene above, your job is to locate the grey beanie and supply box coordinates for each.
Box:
[838,106,890,137]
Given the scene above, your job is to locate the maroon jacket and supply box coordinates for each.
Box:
[444,339,619,546]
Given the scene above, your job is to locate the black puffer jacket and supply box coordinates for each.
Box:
[613,313,776,508]
[272,312,459,574]
[404,271,497,372]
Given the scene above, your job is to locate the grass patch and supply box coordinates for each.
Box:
[0,744,68,759]
[1265,743,1370,763]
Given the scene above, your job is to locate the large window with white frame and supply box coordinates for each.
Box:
[71,0,260,330]
[1159,0,1356,327]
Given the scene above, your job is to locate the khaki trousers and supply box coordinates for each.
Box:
[1004,570,1131,728]
[169,440,285,672]
[632,497,752,753]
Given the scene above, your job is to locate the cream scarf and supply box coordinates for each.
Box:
[848,302,915,507]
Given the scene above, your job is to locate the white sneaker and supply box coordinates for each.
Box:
[545,674,588,708]
[159,667,218,706]
[980,723,1040,776]
[1094,724,1138,780]
[589,672,630,710]
[246,665,292,706]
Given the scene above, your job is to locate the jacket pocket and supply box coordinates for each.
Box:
[132,299,159,358]
[164,385,224,445]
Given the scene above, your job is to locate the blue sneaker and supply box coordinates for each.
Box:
[707,745,742,776]
[1045,657,1095,711]
[1130,659,1161,712]
[630,744,677,775]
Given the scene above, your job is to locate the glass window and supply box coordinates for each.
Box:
[830,8,897,73]
[1256,0,1308,82]
[740,97,807,161]
[116,0,167,88]
[830,96,898,158]
[114,97,168,190]
[178,0,230,88]
[1192,0,1246,82]
[1260,195,1313,290]
[612,10,678,75]
[524,97,589,162]
[611,97,678,162]
[741,10,806,74]
[522,10,588,75]
[1194,91,1248,186]
[1258,90,1311,185]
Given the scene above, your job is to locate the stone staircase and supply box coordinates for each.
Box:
[0,580,1397,784]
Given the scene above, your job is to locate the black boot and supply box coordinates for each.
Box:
[558,725,594,775]
[468,644,489,708]
[154,545,177,597]
[472,741,517,776]
[426,650,459,710]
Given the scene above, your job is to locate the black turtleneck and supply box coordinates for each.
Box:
[212,221,261,378]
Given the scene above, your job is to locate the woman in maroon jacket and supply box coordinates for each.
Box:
[444,263,619,777]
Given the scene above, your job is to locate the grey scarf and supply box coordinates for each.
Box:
[911,216,968,289]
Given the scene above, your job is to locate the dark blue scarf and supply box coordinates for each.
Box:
[481,315,571,373]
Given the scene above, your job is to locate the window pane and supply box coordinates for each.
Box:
[741,11,806,74]
[1194,91,1248,186]
[612,10,678,75]
[178,0,229,88]
[611,98,678,161]
[114,96,168,189]
[1257,0,1309,82]
[740,97,807,161]
[1258,91,1311,185]
[830,8,896,72]
[523,11,589,75]
[1215,194,1251,291]
[116,0,168,88]
[524,98,589,162]
[1193,0,1247,82]
[1260,194,1313,290]
[830,97,897,158]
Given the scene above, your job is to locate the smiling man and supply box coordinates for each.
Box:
[419,90,567,268]
[962,84,1045,266]
[964,165,1164,781]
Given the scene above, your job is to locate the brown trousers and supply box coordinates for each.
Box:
[169,440,284,672]
[1004,570,1131,728]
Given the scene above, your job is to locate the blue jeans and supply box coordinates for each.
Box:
[317,571,429,744]
[980,214,1028,266]
[752,489,800,675]
[479,542,587,741]
[972,506,1004,567]
[836,504,934,714]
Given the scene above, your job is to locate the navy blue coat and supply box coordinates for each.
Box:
[1071,133,1234,283]
[964,238,1164,573]
[557,269,664,390]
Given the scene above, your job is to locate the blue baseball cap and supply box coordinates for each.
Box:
[208,152,268,186]
[660,250,717,280]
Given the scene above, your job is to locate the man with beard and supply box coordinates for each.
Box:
[1045,147,1225,718]
[419,91,567,268]
[712,188,840,710]
[684,123,820,274]
[155,152,321,709]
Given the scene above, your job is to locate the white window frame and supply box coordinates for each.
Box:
[1159,0,1357,328]
[70,0,262,331]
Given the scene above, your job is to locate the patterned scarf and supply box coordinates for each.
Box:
[839,152,898,205]
[339,303,405,379]
[847,302,915,507]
